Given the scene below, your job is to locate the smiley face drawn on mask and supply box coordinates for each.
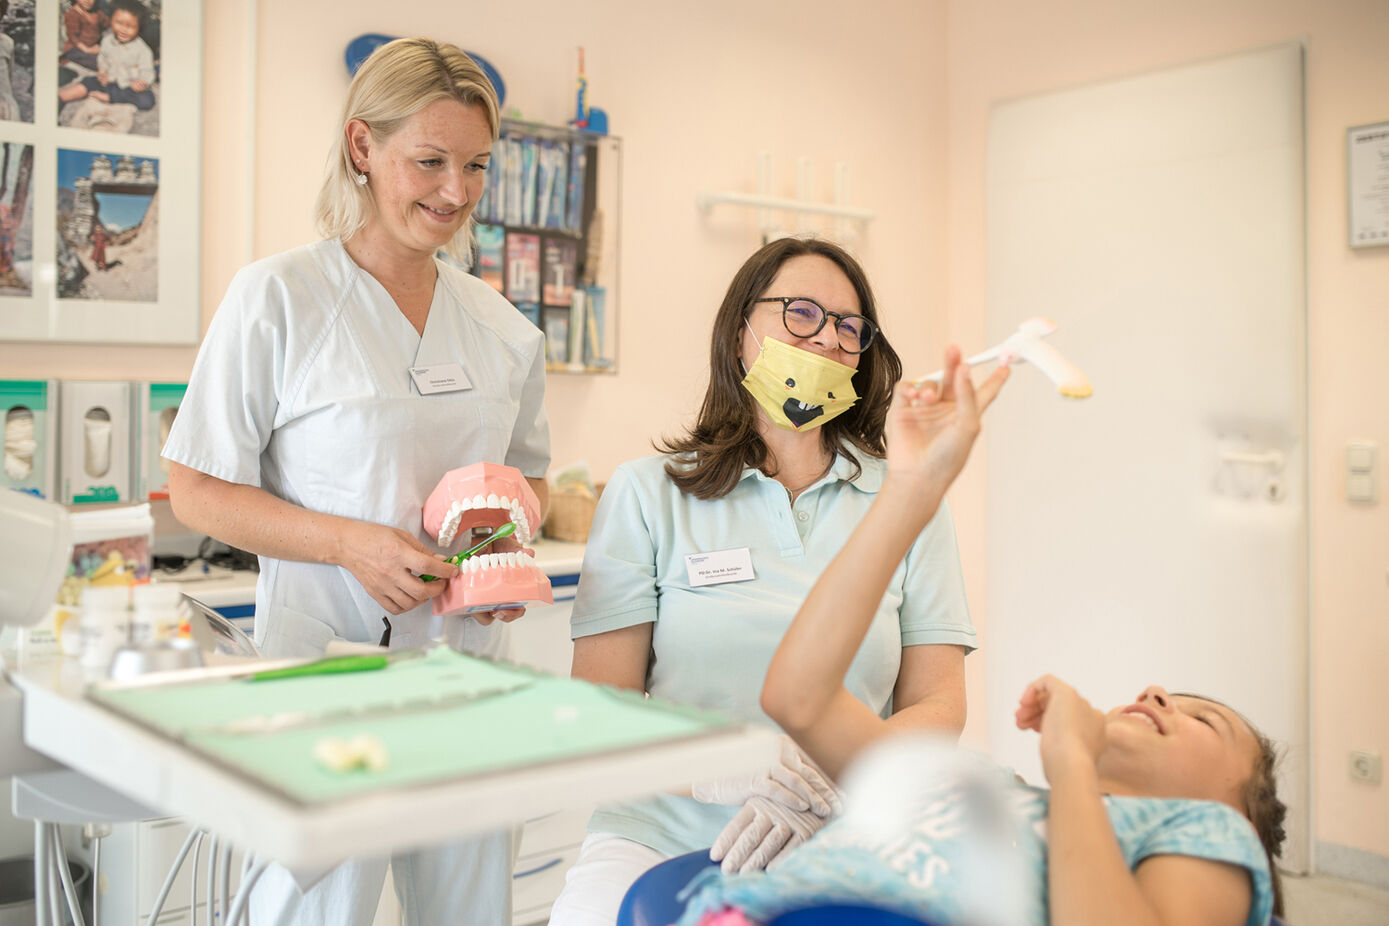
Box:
[778,376,833,429]
[743,337,859,432]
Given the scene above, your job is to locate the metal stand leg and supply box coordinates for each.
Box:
[34,821,50,926]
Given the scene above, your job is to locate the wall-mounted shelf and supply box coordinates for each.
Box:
[466,119,621,375]
[697,154,873,242]
[696,192,874,221]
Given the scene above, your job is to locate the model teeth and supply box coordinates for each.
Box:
[463,552,534,573]
[434,490,537,546]
[1131,712,1158,732]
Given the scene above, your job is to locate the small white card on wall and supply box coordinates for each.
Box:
[685,547,756,587]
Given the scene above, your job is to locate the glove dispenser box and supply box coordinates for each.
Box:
[1,379,58,499]
[135,382,186,501]
[59,380,134,505]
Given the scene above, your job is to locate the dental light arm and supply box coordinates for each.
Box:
[0,491,72,629]
[916,317,1092,399]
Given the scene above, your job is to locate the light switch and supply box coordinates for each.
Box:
[1347,440,1377,504]
[1347,441,1376,473]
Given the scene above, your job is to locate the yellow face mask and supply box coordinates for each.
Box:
[740,329,859,431]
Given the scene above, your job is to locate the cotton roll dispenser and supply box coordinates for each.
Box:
[422,462,553,619]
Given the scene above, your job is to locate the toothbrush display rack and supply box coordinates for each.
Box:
[470,119,621,375]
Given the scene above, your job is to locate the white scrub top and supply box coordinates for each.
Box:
[164,239,550,658]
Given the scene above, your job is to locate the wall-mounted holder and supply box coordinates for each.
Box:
[698,153,874,243]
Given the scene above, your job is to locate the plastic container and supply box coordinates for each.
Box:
[132,582,184,644]
[79,584,131,671]
[25,502,152,659]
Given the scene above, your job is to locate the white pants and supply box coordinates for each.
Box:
[249,828,516,926]
[547,833,668,926]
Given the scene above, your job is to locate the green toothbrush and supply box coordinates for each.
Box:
[419,521,517,582]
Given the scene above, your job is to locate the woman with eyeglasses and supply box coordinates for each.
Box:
[549,237,978,926]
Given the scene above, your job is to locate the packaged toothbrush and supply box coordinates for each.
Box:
[546,141,569,229]
[566,141,588,233]
[541,237,577,307]
[475,224,505,292]
[536,141,556,229]
[482,136,504,223]
[520,137,540,227]
[504,134,525,227]
[504,232,541,304]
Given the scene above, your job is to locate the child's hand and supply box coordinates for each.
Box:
[885,345,1009,491]
[131,79,148,92]
[96,71,109,85]
[1015,674,1106,784]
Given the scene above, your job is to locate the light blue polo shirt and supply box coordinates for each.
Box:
[571,449,975,855]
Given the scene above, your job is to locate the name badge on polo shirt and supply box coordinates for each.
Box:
[409,363,473,395]
[685,547,755,587]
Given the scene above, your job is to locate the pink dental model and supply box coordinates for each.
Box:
[422,462,553,617]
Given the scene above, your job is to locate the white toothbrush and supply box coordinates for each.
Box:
[915,317,1092,399]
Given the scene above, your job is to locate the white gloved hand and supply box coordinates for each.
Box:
[691,734,841,817]
[710,795,829,873]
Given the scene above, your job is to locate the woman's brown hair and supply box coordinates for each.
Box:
[657,237,903,498]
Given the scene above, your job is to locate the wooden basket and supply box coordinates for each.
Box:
[542,483,604,543]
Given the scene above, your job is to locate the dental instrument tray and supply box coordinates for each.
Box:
[85,646,738,807]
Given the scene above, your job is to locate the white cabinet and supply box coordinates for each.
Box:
[508,579,594,926]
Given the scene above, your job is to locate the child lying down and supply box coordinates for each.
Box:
[678,350,1285,926]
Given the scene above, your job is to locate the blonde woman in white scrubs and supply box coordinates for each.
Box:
[164,38,549,926]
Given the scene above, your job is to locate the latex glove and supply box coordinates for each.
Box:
[691,734,841,817]
[710,795,828,873]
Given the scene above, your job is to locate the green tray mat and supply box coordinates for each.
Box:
[88,647,735,806]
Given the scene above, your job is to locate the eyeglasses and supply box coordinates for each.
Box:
[752,297,877,354]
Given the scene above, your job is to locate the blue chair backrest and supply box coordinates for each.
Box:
[616,850,718,926]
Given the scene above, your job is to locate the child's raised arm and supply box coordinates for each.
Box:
[760,347,1008,777]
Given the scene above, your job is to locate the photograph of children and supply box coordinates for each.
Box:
[0,1,35,124]
[58,0,161,136]
[0,141,33,294]
[56,148,158,301]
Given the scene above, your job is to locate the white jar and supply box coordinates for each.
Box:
[79,585,130,670]
[132,583,183,644]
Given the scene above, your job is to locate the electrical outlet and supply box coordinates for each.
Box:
[1349,750,1382,783]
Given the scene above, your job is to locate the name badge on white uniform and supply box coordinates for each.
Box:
[409,363,473,395]
[685,547,755,587]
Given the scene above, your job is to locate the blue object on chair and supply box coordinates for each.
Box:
[768,908,938,926]
[617,851,941,926]
[617,850,717,926]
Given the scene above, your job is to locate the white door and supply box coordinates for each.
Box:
[983,43,1308,872]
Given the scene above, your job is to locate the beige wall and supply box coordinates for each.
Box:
[1,0,1383,862]
[945,0,1389,858]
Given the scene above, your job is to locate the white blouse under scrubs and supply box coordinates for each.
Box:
[163,238,550,658]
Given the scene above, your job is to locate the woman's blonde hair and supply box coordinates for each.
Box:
[314,37,500,262]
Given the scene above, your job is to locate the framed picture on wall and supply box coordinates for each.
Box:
[1348,120,1389,249]
[0,0,202,344]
